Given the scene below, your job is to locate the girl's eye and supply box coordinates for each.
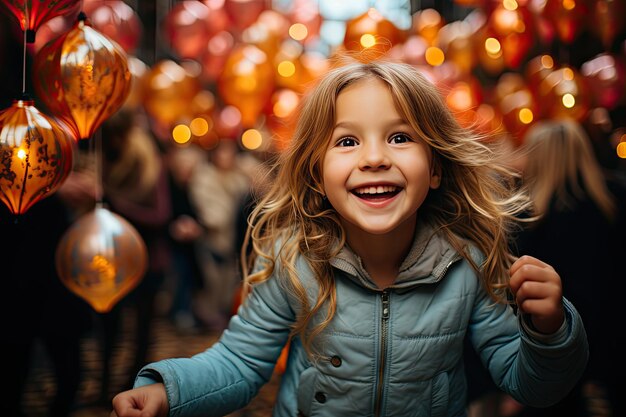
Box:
[389,133,413,144]
[337,137,357,147]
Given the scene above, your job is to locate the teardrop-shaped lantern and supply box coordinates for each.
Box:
[55,207,147,313]
[0,98,74,215]
[218,44,274,128]
[33,13,131,140]
[0,0,81,43]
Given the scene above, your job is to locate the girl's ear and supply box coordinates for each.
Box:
[430,159,442,189]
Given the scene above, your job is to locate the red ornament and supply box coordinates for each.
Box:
[590,0,626,50]
[82,0,142,54]
[488,2,535,69]
[0,0,81,43]
[224,0,267,31]
[163,1,220,59]
[543,0,589,44]
[581,53,626,110]
[0,99,74,215]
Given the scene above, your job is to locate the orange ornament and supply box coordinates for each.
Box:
[0,98,74,215]
[55,207,147,313]
[218,44,275,128]
[32,13,131,140]
[142,60,203,130]
[344,8,408,61]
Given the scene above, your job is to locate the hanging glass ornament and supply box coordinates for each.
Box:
[32,13,131,140]
[55,206,147,313]
[0,97,74,215]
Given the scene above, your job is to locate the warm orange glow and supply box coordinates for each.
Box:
[485,38,502,55]
[518,108,534,124]
[273,90,299,118]
[360,33,377,48]
[172,124,192,144]
[190,117,210,136]
[562,93,576,108]
[289,23,308,41]
[503,0,519,10]
[617,142,626,158]
[241,128,263,150]
[541,55,554,69]
[562,0,576,10]
[425,47,445,66]
[277,60,296,77]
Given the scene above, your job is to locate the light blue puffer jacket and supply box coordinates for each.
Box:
[135,224,588,417]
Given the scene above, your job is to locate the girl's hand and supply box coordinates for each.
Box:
[110,383,169,417]
[509,255,565,335]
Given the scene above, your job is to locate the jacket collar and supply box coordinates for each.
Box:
[329,221,462,291]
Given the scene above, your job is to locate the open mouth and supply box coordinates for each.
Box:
[351,185,401,201]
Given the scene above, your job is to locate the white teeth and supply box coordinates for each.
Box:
[354,185,398,194]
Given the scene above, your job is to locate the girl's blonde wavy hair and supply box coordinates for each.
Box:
[242,59,531,355]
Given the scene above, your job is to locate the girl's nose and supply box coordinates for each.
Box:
[358,140,390,170]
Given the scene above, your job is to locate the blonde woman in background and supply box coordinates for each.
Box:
[514,118,626,417]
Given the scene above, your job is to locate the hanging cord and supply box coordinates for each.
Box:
[94,129,104,209]
[22,3,29,94]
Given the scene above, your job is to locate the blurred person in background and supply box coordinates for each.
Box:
[0,192,94,417]
[99,108,173,402]
[164,144,206,332]
[188,138,260,330]
[514,118,626,417]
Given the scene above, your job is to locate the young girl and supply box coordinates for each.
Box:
[111,60,588,417]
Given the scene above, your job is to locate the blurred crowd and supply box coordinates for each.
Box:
[1,95,273,416]
[1,9,626,417]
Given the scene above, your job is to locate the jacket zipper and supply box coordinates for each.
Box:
[374,290,390,417]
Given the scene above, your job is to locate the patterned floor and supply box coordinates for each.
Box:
[21,305,281,417]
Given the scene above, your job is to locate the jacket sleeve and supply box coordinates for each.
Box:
[133,272,296,417]
[468,285,588,408]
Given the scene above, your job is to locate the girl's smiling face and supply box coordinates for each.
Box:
[322,77,440,238]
